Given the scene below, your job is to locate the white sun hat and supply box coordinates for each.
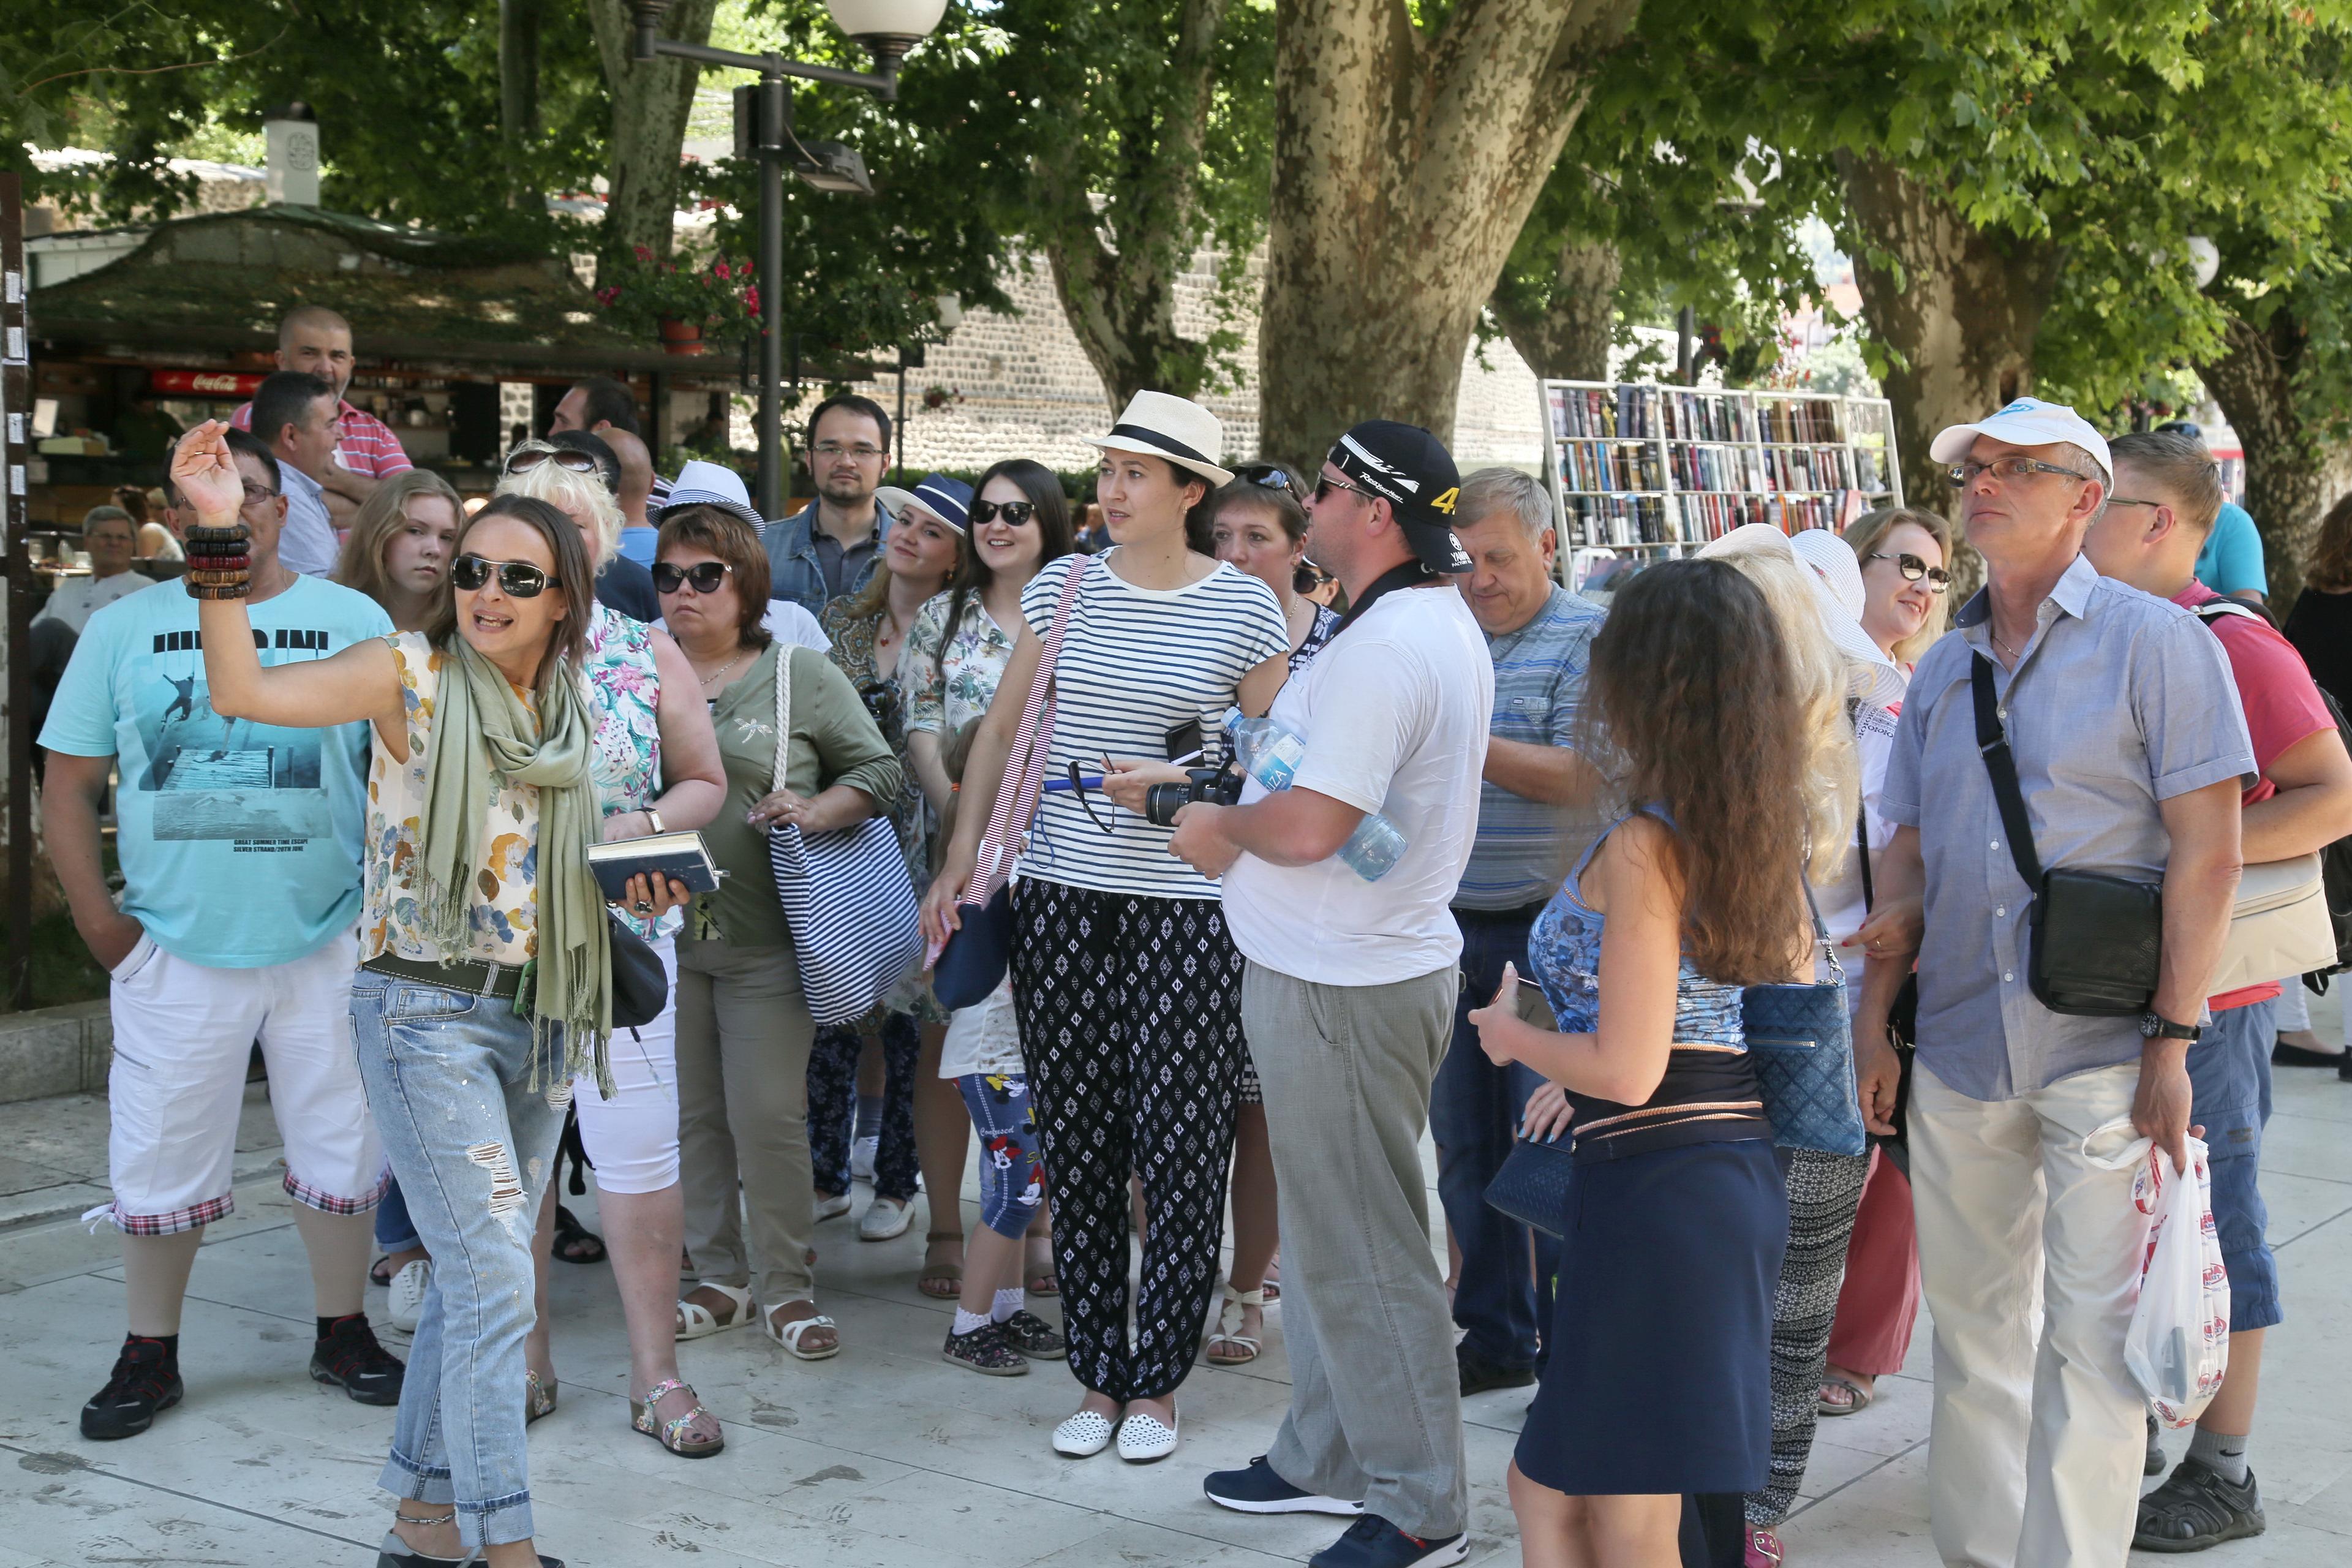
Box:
[1087,391,1234,488]
[1929,396,2111,484]
[654,459,764,529]
[1699,523,1907,710]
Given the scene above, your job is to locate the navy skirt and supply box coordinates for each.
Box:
[1513,1137,1787,1497]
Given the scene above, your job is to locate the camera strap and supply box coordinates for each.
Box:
[1331,560,1438,639]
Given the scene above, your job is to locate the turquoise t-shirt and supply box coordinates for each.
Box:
[2196,502,2267,598]
[39,575,394,968]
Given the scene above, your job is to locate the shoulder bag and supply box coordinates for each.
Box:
[767,646,927,1027]
[1973,652,2163,1015]
[930,556,1093,1011]
[1743,878,1869,1156]
[1855,788,1916,1154]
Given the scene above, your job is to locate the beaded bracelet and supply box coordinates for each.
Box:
[183,524,254,600]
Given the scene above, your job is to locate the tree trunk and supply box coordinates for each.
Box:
[1493,235,1619,382]
[1257,0,1639,468]
[2199,309,2324,609]
[1035,0,1229,413]
[585,0,718,283]
[500,0,545,211]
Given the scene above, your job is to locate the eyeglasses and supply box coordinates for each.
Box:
[652,560,731,595]
[1314,473,1373,504]
[2105,497,2171,516]
[451,554,558,597]
[504,445,601,477]
[812,442,886,461]
[970,499,1036,527]
[1947,456,2091,489]
[1237,464,1296,493]
[239,483,279,508]
[1866,551,1951,593]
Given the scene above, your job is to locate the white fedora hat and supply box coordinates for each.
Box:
[1699,524,1907,710]
[1088,391,1234,488]
[654,460,764,529]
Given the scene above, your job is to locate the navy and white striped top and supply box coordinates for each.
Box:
[1019,552,1289,899]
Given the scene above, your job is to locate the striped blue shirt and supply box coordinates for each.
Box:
[1453,584,1607,910]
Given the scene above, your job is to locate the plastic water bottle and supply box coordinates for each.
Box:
[1221,708,1408,880]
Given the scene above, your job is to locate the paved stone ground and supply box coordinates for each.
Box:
[0,1010,2348,1567]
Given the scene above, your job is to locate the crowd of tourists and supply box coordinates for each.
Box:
[32,303,2346,1568]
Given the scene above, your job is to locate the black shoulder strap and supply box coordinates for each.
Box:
[1971,652,2047,891]
[1856,796,1875,911]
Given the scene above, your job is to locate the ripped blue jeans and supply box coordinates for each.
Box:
[350,973,567,1551]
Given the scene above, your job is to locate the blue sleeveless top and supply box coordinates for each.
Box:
[1526,807,1771,1161]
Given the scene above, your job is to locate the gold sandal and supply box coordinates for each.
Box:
[631,1378,724,1458]
[524,1368,557,1425]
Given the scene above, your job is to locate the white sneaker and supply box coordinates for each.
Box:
[1052,1408,1117,1458]
[814,1192,852,1223]
[1116,1406,1179,1464]
[859,1194,914,1242]
[850,1134,878,1185]
[386,1260,431,1333]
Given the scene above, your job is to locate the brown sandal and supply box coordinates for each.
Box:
[919,1229,964,1299]
[632,1378,724,1457]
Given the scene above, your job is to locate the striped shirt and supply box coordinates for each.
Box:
[1453,584,1607,910]
[232,399,413,478]
[1019,553,1288,900]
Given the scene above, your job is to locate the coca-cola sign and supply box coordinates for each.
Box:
[148,369,265,397]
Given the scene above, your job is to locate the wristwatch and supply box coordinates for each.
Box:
[644,807,666,836]
[2139,1011,2201,1042]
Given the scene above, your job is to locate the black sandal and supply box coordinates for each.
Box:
[552,1204,606,1265]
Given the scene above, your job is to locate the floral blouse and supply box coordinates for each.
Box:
[905,590,1018,738]
[584,605,671,940]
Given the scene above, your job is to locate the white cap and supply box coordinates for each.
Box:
[1698,524,1906,710]
[1929,396,2111,484]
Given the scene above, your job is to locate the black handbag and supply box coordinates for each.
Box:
[1484,1134,1573,1240]
[1855,796,1916,1148]
[1972,654,2162,1016]
[608,912,668,1030]
[1741,881,1869,1156]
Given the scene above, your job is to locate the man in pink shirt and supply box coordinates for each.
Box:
[2086,428,2352,1553]
[230,305,410,528]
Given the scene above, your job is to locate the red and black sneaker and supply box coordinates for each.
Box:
[311,1313,405,1405]
[81,1335,183,1441]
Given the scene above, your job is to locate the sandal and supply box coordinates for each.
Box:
[1204,1283,1265,1366]
[918,1230,964,1300]
[524,1368,557,1425]
[1262,1256,1280,1305]
[631,1377,725,1458]
[552,1205,606,1265]
[1817,1373,1874,1417]
[764,1301,841,1361]
[1024,1234,1060,1297]
[369,1254,397,1287]
[675,1283,755,1341]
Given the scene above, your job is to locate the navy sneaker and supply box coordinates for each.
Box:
[1204,1456,1365,1516]
[1311,1514,1469,1568]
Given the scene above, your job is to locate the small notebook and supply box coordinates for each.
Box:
[586,831,723,902]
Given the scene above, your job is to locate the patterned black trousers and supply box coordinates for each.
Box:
[805,1011,921,1202]
[1746,1145,1872,1525]
[1009,878,1246,1402]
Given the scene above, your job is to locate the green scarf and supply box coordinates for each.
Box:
[415,635,612,1095]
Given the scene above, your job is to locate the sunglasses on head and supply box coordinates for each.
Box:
[503,446,601,477]
[1868,551,1951,592]
[450,554,558,597]
[652,560,732,595]
[970,499,1036,527]
[1237,464,1296,493]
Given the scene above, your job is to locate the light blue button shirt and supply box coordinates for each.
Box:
[274,458,341,578]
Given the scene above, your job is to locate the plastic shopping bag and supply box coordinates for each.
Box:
[2086,1118,2230,1428]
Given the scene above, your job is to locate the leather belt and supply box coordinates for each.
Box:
[361,952,527,1002]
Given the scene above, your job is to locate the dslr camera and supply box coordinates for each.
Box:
[1143,765,1242,827]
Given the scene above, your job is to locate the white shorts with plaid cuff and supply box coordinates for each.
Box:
[100,925,383,1235]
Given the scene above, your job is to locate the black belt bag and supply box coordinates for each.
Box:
[1972,653,2161,1016]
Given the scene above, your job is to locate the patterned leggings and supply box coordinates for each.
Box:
[805,1011,921,1202]
[1747,1146,1872,1526]
[957,1072,1045,1238]
[1009,879,1245,1403]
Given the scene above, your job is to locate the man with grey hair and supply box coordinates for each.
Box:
[1431,466,1605,1397]
[230,304,410,529]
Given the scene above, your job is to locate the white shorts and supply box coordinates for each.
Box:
[571,933,681,1194]
[102,925,382,1235]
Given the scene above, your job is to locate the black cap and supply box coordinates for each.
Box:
[1327,420,1469,574]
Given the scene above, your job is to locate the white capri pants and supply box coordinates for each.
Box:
[570,932,682,1193]
[102,925,382,1235]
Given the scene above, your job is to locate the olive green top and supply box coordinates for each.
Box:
[693,641,903,949]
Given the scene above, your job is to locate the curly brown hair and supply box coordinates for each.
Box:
[2307,492,2352,594]
[1584,559,1810,984]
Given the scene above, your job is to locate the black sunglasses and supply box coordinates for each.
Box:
[503,446,601,477]
[1867,551,1951,592]
[451,554,558,597]
[1314,473,1373,504]
[970,499,1036,527]
[652,560,732,595]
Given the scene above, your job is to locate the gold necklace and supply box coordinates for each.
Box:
[695,648,750,687]
[1990,628,2023,663]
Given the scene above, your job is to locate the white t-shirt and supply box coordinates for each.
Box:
[33,570,156,635]
[1224,584,1495,986]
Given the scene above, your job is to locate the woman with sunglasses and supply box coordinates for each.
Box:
[179,418,680,1568]
[656,505,903,1363]
[924,392,1290,1463]
[1809,507,1950,1437]
[903,459,1077,1363]
[494,448,731,1456]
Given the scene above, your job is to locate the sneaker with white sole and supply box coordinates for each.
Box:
[1116,1406,1178,1463]
[859,1194,915,1241]
[1204,1456,1363,1516]
[813,1191,852,1223]
[850,1134,878,1185]
[1310,1515,1468,1568]
[1052,1407,1117,1458]
[386,1259,432,1334]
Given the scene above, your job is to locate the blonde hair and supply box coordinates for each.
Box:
[1715,548,1859,884]
[497,459,622,567]
[336,470,464,611]
[1841,507,1955,665]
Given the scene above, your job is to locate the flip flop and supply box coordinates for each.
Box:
[552,1205,606,1265]
[369,1255,396,1287]
[1817,1373,1873,1416]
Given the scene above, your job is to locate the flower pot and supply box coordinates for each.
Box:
[658,318,705,356]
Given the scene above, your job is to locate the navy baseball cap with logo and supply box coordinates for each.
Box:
[1327,420,1470,575]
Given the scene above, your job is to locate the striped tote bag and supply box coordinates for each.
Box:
[767,646,925,1027]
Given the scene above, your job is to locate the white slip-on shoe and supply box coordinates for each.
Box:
[1052,1407,1118,1458]
[859,1194,916,1242]
[1116,1406,1179,1464]
[813,1192,852,1223]
[850,1134,878,1185]
[386,1260,432,1334]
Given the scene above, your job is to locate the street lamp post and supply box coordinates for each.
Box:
[628,0,944,520]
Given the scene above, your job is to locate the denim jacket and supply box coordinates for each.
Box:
[760,499,894,617]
